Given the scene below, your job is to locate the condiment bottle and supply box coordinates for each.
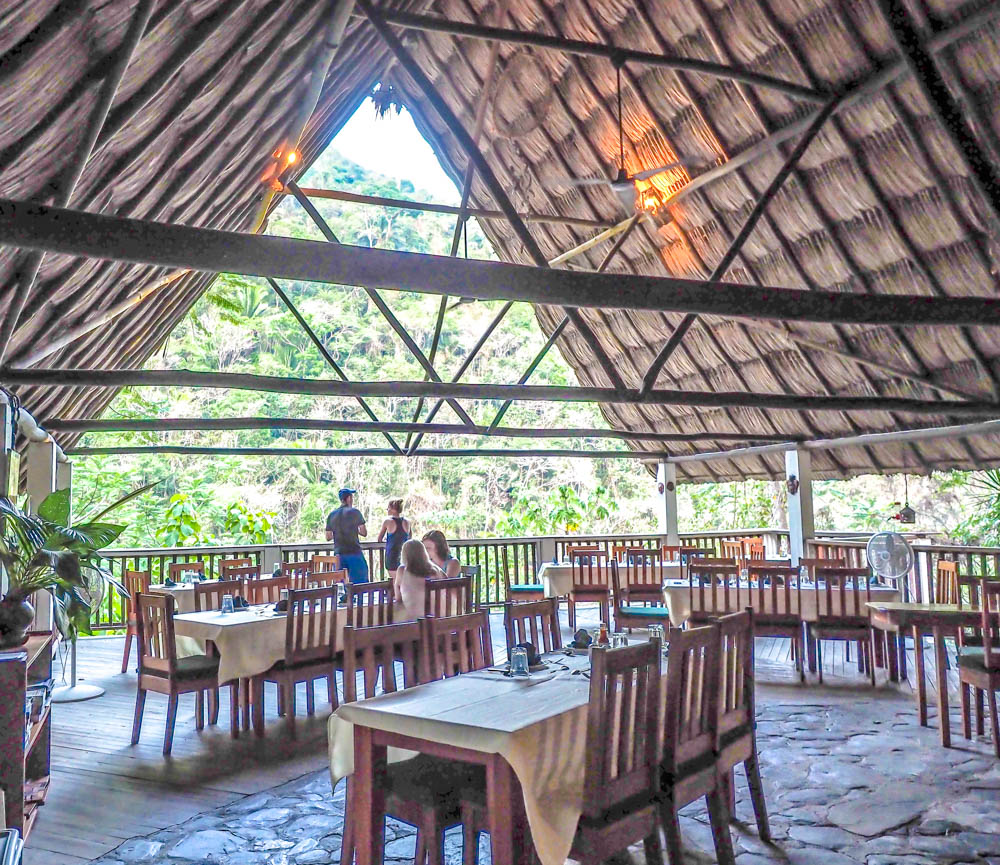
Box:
[597,623,610,647]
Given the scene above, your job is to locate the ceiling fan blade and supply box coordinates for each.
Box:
[631,160,692,181]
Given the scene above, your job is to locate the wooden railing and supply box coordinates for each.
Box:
[90,528,987,630]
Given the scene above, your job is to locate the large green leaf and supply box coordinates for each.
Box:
[43,521,125,553]
[88,480,161,523]
[37,488,71,525]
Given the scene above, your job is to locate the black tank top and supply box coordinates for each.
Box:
[384,516,408,568]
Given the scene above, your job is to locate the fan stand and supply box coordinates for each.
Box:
[51,638,104,702]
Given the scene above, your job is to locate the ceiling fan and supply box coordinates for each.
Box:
[544,65,692,213]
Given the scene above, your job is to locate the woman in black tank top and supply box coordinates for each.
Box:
[377,499,410,576]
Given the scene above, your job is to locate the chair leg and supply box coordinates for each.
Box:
[306,678,316,716]
[131,687,146,745]
[643,829,665,865]
[340,780,355,865]
[461,806,478,865]
[817,638,824,684]
[121,631,133,674]
[252,677,265,737]
[744,752,771,841]
[867,640,876,687]
[163,693,179,756]
[209,687,220,725]
[960,682,972,740]
[241,678,251,731]
[277,682,285,716]
[976,688,985,735]
[659,796,684,865]
[705,788,737,865]
[413,830,425,865]
[195,690,205,731]
[725,766,736,813]
[328,671,338,709]
[283,682,296,736]
[567,598,576,632]
[230,682,241,739]
[797,632,806,683]
[425,818,443,865]
[987,688,1000,759]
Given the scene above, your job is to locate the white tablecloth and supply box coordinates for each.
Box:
[661,581,901,627]
[174,601,414,682]
[538,561,683,598]
[149,582,197,613]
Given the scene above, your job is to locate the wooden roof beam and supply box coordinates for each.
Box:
[42,416,799,443]
[67,445,655,459]
[6,198,1000,328]
[370,8,829,103]
[285,186,617,230]
[6,368,1000,417]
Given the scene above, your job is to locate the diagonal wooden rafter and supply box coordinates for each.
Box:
[639,96,842,395]
[354,0,629,393]
[286,180,476,427]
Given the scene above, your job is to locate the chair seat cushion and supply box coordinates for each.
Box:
[173,654,220,680]
[619,605,671,618]
[509,584,544,593]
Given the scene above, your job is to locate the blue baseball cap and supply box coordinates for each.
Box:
[338,487,357,500]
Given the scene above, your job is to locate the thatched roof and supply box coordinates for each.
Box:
[2,0,1000,482]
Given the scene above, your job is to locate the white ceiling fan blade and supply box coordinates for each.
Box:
[631,160,691,181]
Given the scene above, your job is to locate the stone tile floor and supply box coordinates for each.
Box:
[89,691,1000,865]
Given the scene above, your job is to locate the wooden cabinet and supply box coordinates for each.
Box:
[0,633,54,840]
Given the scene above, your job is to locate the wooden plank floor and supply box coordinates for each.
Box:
[23,615,963,864]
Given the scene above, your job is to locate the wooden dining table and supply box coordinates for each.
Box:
[867,602,983,747]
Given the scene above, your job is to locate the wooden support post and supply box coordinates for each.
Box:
[656,460,680,546]
[785,449,814,568]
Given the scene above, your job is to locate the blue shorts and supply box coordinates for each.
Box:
[339,552,370,584]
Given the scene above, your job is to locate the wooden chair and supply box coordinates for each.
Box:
[291,568,348,591]
[567,641,665,865]
[421,610,494,680]
[744,538,766,561]
[715,610,769,839]
[503,598,562,654]
[424,576,472,618]
[193,579,244,611]
[131,593,238,754]
[565,544,603,560]
[253,586,340,736]
[218,557,253,578]
[310,554,341,574]
[340,621,486,865]
[720,541,745,568]
[121,569,150,673]
[346,579,394,628]
[661,545,706,562]
[612,562,671,632]
[245,575,289,605]
[225,565,262,588]
[660,623,736,865]
[958,579,1000,757]
[688,563,741,624]
[500,546,544,603]
[167,561,204,581]
[934,560,960,604]
[567,548,612,631]
[281,561,312,580]
[618,549,666,607]
[692,557,738,567]
[811,567,874,684]
[748,564,804,681]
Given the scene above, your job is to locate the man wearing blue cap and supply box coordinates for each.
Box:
[324,488,369,583]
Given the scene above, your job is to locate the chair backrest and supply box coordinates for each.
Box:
[566,544,602,560]
[290,568,348,590]
[246,575,289,605]
[168,561,204,581]
[281,561,311,579]
[123,570,151,622]
[424,575,472,618]
[136,592,177,675]
[934,560,959,604]
[720,540,745,563]
[285,586,339,665]
[662,545,706,563]
[748,565,800,617]
[694,557,738,567]
[621,549,664,587]
[218,557,253,577]
[688,563,741,617]
[716,609,754,739]
[342,621,425,702]
[981,579,1000,670]
[503,598,561,654]
[797,557,845,580]
[744,539,766,560]
[193,579,243,611]
[310,554,341,574]
[570,549,611,590]
[581,641,662,820]
[421,610,494,679]
[662,623,720,776]
[814,567,871,620]
[226,565,262,583]
[346,580,394,628]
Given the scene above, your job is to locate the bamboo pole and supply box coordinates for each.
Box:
[6,367,1000,416]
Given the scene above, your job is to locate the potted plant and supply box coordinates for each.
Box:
[0,485,151,649]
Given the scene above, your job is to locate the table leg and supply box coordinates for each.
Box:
[806,625,817,673]
[354,726,386,865]
[886,631,899,683]
[932,625,951,748]
[913,626,927,727]
[486,754,520,865]
[897,632,907,680]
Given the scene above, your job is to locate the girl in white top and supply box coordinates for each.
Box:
[394,538,444,615]
[422,530,462,578]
